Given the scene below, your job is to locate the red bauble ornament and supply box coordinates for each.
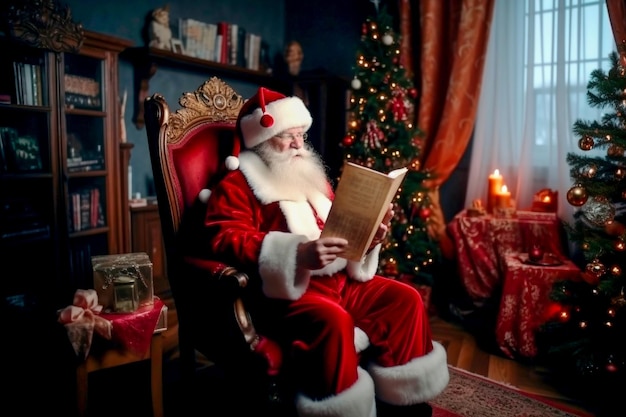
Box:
[342,135,354,147]
[580,271,600,286]
[419,207,431,220]
[605,221,626,237]
[408,88,418,98]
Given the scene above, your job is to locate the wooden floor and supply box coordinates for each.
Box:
[429,315,598,416]
[158,293,600,416]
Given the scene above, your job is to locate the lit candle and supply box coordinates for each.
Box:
[495,185,511,209]
[542,195,551,203]
[487,169,503,214]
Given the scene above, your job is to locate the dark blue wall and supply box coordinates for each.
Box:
[63,0,370,197]
[62,0,465,223]
[65,0,288,197]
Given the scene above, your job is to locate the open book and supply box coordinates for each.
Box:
[321,162,408,261]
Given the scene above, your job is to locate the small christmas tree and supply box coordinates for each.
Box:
[341,5,439,286]
[538,51,626,400]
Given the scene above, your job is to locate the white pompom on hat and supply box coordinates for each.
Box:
[224,87,312,171]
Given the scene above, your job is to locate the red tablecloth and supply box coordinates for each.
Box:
[447,210,567,304]
[100,298,165,355]
[496,253,580,359]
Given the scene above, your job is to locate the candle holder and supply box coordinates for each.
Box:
[531,189,558,212]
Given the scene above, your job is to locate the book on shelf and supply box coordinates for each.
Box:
[64,74,101,109]
[0,127,42,172]
[201,22,218,61]
[177,18,260,70]
[70,187,104,232]
[216,21,230,64]
[12,60,44,106]
[67,157,104,172]
[320,162,408,261]
[244,32,262,70]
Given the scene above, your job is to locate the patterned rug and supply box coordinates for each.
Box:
[430,366,594,417]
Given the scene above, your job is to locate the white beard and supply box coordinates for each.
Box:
[254,142,330,197]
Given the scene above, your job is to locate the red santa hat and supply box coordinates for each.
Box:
[224,87,312,171]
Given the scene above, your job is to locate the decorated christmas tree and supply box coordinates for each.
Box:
[538,51,626,399]
[341,6,439,286]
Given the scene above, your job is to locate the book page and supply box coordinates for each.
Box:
[321,162,407,261]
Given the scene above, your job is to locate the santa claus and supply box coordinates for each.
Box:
[202,87,449,417]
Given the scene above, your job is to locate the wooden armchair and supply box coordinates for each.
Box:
[144,77,288,413]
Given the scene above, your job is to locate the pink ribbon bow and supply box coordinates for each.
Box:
[58,289,112,359]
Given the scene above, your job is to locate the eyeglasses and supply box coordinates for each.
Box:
[274,132,308,141]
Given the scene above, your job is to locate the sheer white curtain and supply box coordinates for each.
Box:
[466,0,614,220]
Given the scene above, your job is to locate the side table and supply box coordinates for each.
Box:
[76,300,167,417]
[496,252,580,359]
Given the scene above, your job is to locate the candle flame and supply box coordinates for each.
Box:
[543,195,551,203]
[501,185,508,193]
[493,169,500,176]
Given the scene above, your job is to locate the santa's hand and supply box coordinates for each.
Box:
[297,237,348,270]
[369,204,394,251]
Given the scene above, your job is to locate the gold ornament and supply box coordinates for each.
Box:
[566,184,588,206]
[578,135,594,150]
[586,259,606,277]
[607,144,625,157]
[582,164,597,178]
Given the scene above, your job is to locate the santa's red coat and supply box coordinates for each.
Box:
[203,151,449,415]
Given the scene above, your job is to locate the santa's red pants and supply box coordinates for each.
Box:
[257,274,434,400]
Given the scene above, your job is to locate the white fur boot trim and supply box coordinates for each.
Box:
[367,341,449,405]
[296,367,376,417]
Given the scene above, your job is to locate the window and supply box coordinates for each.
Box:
[467,0,614,213]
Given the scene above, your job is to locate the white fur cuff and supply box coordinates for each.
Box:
[367,341,449,405]
[296,367,376,417]
[258,231,310,300]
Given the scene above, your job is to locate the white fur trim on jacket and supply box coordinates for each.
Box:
[259,231,311,300]
[366,341,449,405]
[239,151,380,286]
[296,367,375,417]
[345,244,380,282]
[240,96,313,149]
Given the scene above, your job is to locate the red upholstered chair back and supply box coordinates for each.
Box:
[144,78,244,256]
[145,78,291,412]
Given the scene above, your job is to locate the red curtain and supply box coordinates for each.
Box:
[606,0,626,66]
[398,0,495,256]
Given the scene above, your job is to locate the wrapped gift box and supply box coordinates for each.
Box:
[91,252,154,313]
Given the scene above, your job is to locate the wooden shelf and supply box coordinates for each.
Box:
[122,46,286,129]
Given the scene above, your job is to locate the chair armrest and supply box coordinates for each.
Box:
[183,255,249,293]
[181,255,283,376]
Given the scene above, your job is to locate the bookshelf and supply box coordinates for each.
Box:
[0,0,132,307]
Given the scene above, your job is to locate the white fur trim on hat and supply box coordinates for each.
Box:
[239,96,312,149]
